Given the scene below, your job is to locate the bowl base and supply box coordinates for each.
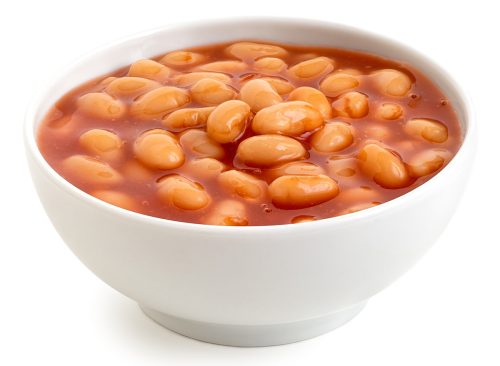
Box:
[139,301,366,347]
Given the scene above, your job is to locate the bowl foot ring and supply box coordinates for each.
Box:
[139,301,366,347]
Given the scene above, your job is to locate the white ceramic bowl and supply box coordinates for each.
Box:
[24,18,476,347]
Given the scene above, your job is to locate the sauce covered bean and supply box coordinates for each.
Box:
[288,87,332,120]
[134,129,185,170]
[269,175,339,208]
[128,59,172,82]
[310,121,354,153]
[252,101,324,137]
[236,134,307,167]
[320,70,361,97]
[358,143,411,188]
[206,100,251,143]
[77,93,126,120]
[190,78,237,106]
[218,170,267,201]
[131,86,190,120]
[157,175,211,210]
[288,57,334,80]
[179,129,225,159]
[160,51,206,68]
[240,79,282,112]
[79,129,123,161]
[163,107,215,131]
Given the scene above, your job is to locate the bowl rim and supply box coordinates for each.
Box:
[24,16,476,234]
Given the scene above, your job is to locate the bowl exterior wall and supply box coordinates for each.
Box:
[27,145,473,325]
[25,18,476,326]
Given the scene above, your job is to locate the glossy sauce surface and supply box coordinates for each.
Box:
[37,40,462,226]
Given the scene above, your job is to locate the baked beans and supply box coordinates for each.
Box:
[38,40,462,225]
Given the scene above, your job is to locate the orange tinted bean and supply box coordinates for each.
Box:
[288,86,333,120]
[62,155,122,185]
[288,57,334,79]
[162,106,215,131]
[408,148,452,177]
[332,91,369,118]
[365,124,391,140]
[253,57,287,73]
[337,186,381,203]
[358,143,411,188]
[185,158,226,179]
[159,51,205,68]
[206,100,251,143]
[77,93,126,120]
[134,129,184,170]
[128,59,172,82]
[336,68,362,76]
[172,72,231,87]
[226,42,288,61]
[105,77,160,99]
[291,215,316,224]
[240,79,282,112]
[340,202,380,215]
[310,122,354,153]
[197,60,247,74]
[218,170,267,201]
[326,156,358,179]
[404,118,448,143]
[79,129,123,161]
[377,103,403,120]
[265,161,325,181]
[252,101,324,137]
[157,175,211,210]
[203,200,248,226]
[372,69,412,96]
[320,71,360,97]
[99,76,117,88]
[130,86,190,120]
[292,53,319,63]
[92,190,138,211]
[393,140,420,155]
[122,160,153,182]
[260,77,295,95]
[236,134,307,167]
[179,129,225,159]
[269,174,339,208]
[190,78,237,106]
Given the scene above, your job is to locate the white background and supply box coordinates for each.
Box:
[1,1,499,365]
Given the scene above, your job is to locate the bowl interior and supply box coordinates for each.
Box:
[25,18,473,232]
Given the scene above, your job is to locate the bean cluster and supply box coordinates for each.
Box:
[38,41,461,225]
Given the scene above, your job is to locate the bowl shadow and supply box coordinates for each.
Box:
[100,290,317,362]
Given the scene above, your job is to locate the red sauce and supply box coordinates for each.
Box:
[37,40,462,226]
